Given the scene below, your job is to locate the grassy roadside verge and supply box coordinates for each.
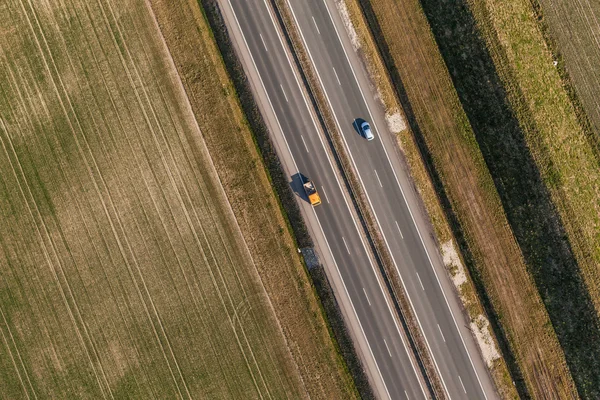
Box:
[146,0,360,397]
[350,0,578,397]
[334,0,517,397]
[419,0,600,396]
[268,0,445,396]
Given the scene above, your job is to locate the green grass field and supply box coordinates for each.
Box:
[536,0,600,141]
[0,0,341,397]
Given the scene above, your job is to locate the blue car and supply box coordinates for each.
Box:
[360,121,375,141]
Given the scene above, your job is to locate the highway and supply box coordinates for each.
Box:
[219,0,427,397]
[284,1,497,398]
[217,0,498,398]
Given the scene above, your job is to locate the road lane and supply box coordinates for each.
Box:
[286,0,498,398]
[222,0,428,397]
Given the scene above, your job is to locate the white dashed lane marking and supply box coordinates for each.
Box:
[301,135,309,153]
[383,339,392,357]
[312,16,320,34]
[416,273,425,291]
[332,67,341,85]
[437,324,446,343]
[342,236,350,254]
[321,186,330,204]
[259,33,268,52]
[363,288,371,306]
[395,220,404,239]
[459,375,467,394]
[374,169,383,187]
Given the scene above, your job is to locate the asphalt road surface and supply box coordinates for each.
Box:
[218,0,499,398]
[284,1,499,398]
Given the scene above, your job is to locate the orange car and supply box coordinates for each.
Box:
[303,180,321,206]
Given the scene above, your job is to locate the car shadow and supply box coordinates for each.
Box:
[353,118,366,138]
[290,172,309,203]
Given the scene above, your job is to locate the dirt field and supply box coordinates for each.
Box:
[0,0,353,397]
[355,0,578,397]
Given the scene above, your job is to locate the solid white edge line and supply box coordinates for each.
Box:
[286,1,429,398]
[416,273,425,291]
[321,186,330,204]
[321,1,489,397]
[363,287,371,306]
[280,84,289,102]
[395,220,404,239]
[332,66,341,85]
[374,169,383,187]
[458,375,467,394]
[383,339,392,358]
[228,2,393,398]
[301,135,309,153]
[312,15,321,34]
[437,324,446,343]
